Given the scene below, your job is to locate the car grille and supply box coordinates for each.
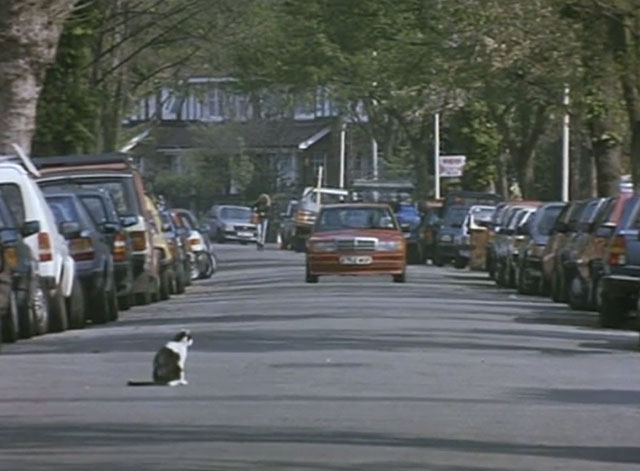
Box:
[336,238,377,252]
[234,225,254,231]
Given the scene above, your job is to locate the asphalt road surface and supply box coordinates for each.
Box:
[2,244,640,471]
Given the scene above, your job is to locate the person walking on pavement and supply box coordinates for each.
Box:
[251,193,272,250]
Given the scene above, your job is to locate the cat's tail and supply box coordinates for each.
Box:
[126,380,161,386]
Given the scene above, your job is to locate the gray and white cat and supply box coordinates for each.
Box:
[127,330,193,386]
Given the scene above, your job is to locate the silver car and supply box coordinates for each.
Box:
[204,205,257,244]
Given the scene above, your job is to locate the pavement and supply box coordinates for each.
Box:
[1,244,640,471]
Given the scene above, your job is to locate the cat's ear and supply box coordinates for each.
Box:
[174,329,192,342]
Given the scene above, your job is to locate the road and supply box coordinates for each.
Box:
[1,244,640,471]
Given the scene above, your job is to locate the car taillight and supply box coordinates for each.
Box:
[113,232,128,262]
[70,237,95,261]
[4,246,18,269]
[130,231,147,251]
[38,232,53,262]
[608,235,626,265]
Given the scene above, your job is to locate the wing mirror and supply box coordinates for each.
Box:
[21,220,41,237]
[400,223,411,233]
[120,215,138,228]
[101,222,120,234]
[59,221,82,239]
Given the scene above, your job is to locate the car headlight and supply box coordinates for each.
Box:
[440,234,452,242]
[377,240,401,251]
[224,224,234,231]
[310,241,337,252]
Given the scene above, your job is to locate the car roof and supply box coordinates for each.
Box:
[321,203,391,210]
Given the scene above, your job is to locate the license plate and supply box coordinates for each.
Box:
[238,231,253,238]
[339,255,372,265]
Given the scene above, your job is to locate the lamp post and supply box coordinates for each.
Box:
[434,112,440,200]
[562,85,570,202]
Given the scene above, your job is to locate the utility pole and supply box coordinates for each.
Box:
[562,86,570,202]
[372,138,379,180]
[339,122,346,188]
[434,113,440,199]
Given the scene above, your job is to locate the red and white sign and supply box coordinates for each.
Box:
[439,155,467,178]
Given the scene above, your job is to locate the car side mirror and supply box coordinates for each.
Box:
[59,221,82,239]
[21,220,40,237]
[400,223,411,233]
[101,222,120,234]
[120,215,138,228]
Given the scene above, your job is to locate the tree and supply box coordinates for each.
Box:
[0,0,77,154]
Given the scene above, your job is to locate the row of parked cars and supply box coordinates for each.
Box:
[0,150,216,350]
[429,191,640,329]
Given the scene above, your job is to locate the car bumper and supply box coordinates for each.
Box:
[222,231,258,242]
[307,252,406,276]
[601,275,640,299]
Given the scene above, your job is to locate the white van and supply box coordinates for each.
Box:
[0,156,75,333]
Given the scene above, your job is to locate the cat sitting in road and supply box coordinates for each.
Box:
[127,330,193,386]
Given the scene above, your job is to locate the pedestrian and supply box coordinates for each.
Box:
[251,193,272,250]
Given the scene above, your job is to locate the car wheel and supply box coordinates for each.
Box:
[159,270,171,301]
[49,286,68,333]
[2,291,19,343]
[16,285,33,339]
[568,275,587,311]
[453,257,467,269]
[118,293,131,311]
[393,272,406,283]
[516,265,528,294]
[305,264,318,283]
[32,281,49,335]
[433,254,444,267]
[598,292,628,328]
[67,278,85,329]
[108,283,119,322]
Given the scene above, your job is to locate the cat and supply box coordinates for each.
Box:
[127,330,193,386]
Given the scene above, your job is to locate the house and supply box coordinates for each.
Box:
[124,77,376,195]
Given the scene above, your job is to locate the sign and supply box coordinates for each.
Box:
[439,155,466,178]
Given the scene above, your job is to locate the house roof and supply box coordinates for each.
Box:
[143,118,334,153]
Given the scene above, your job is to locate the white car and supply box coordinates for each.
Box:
[0,153,75,333]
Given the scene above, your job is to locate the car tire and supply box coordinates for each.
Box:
[516,265,528,294]
[2,291,19,343]
[49,286,68,333]
[108,284,119,322]
[16,286,33,339]
[33,281,49,335]
[453,257,467,269]
[305,264,318,283]
[393,272,406,283]
[159,270,171,301]
[568,274,588,311]
[67,279,85,329]
[433,254,444,267]
[118,293,131,311]
[91,283,111,324]
[598,292,628,328]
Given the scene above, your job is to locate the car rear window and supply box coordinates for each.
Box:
[45,196,80,224]
[79,195,110,225]
[40,177,139,217]
[537,205,563,235]
[0,183,25,226]
[443,207,468,228]
[316,207,396,231]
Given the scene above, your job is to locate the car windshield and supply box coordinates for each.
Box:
[316,207,396,231]
[471,207,494,224]
[537,206,563,235]
[306,191,345,205]
[443,207,468,228]
[221,207,251,221]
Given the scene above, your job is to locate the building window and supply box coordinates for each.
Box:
[207,88,222,120]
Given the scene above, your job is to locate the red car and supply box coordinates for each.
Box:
[305,204,407,283]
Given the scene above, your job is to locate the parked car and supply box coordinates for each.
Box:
[44,192,118,325]
[549,199,605,303]
[204,205,257,244]
[432,205,469,268]
[293,187,349,252]
[494,206,539,287]
[394,202,423,264]
[278,199,299,250]
[0,153,75,333]
[172,208,216,280]
[516,202,565,295]
[144,195,175,301]
[463,205,496,271]
[159,210,188,294]
[564,196,618,310]
[35,153,160,306]
[305,204,407,283]
[75,189,135,310]
[597,195,640,327]
[0,195,42,342]
[486,202,529,279]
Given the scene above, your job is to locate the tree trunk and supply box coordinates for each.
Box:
[591,116,623,196]
[0,1,76,154]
